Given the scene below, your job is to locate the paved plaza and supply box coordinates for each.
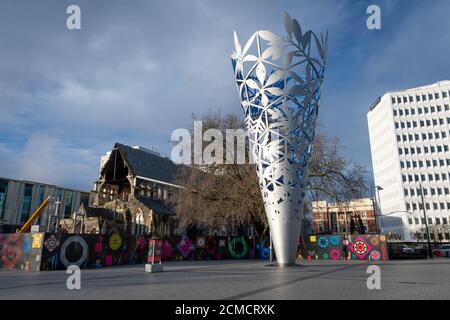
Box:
[0,259,449,300]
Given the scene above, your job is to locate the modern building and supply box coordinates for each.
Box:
[367,81,450,242]
[311,198,377,235]
[0,177,89,233]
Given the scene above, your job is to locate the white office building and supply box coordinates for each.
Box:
[367,81,450,242]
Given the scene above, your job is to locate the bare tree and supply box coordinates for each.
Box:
[174,111,368,238]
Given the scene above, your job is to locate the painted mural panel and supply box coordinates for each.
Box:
[40,233,150,270]
[300,234,388,261]
[2,233,385,271]
[0,233,44,271]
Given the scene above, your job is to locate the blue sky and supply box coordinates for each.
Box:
[1,0,450,190]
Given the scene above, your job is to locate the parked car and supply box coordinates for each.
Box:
[432,244,450,257]
[401,245,415,255]
[387,243,428,259]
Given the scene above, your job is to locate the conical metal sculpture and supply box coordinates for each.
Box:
[231,13,327,265]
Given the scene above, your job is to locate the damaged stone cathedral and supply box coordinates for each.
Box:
[59,143,179,237]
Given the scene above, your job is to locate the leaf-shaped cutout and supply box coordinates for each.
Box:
[306,63,311,84]
[256,62,266,86]
[262,46,277,60]
[266,70,284,86]
[258,30,280,42]
[266,108,280,117]
[284,51,295,67]
[233,31,241,55]
[272,47,283,60]
[261,93,269,107]
[242,32,256,56]
[301,31,311,50]
[266,87,284,96]
[242,55,258,62]
[283,12,293,37]
[246,79,260,89]
[288,71,304,85]
[314,33,324,59]
[292,19,302,46]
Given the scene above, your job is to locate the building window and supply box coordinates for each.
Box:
[134,212,145,235]
[64,191,73,218]
[20,184,33,223]
[0,180,8,219]
[36,186,45,224]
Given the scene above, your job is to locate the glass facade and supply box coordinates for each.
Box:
[36,186,45,224]
[20,184,33,223]
[64,190,73,218]
[0,180,8,219]
[80,193,89,208]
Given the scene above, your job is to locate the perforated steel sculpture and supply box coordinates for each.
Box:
[231,13,327,264]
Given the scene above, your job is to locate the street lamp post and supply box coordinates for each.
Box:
[370,185,383,234]
[419,183,433,259]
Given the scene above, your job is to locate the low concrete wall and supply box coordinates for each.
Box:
[1,232,388,271]
[1,233,268,271]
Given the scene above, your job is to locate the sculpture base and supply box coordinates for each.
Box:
[265,263,303,268]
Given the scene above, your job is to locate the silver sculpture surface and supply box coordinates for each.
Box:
[231,13,327,264]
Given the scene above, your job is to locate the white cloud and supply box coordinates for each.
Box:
[0,133,98,190]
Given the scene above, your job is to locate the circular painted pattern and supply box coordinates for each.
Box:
[379,235,386,242]
[228,237,248,259]
[353,240,369,255]
[330,235,340,246]
[109,234,122,251]
[317,236,329,248]
[1,235,22,269]
[330,249,341,260]
[370,250,381,261]
[322,253,329,260]
[260,247,270,259]
[370,237,380,246]
[44,235,60,252]
[178,238,194,257]
[60,236,89,267]
[196,237,205,248]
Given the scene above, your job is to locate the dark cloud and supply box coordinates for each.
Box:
[1,0,449,190]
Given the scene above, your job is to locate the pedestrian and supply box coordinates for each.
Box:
[343,236,349,260]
